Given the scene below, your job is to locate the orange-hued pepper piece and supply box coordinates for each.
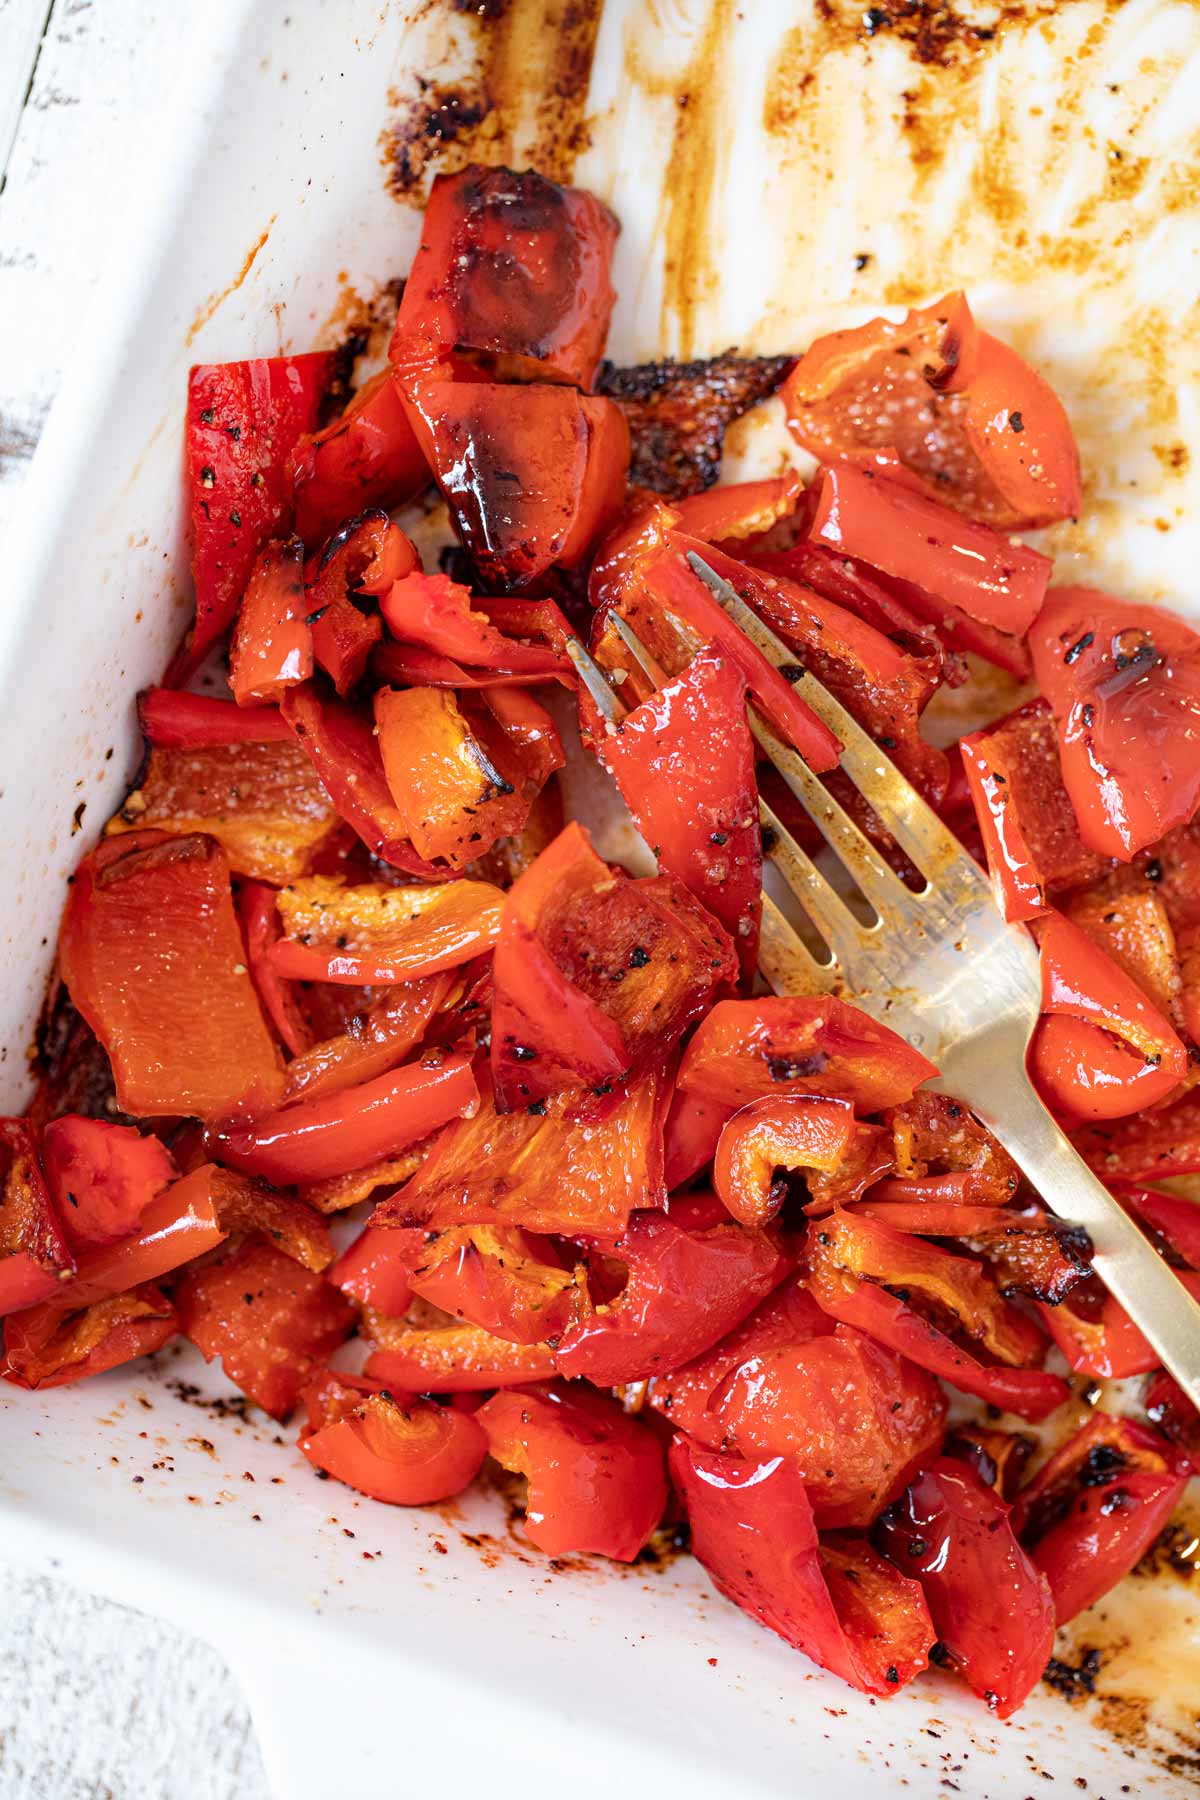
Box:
[0,1118,73,1317]
[58,832,282,1119]
[713,1096,857,1228]
[299,1370,487,1505]
[229,537,312,705]
[306,511,418,696]
[268,874,504,984]
[1,1283,178,1390]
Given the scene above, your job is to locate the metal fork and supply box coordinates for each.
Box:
[566,550,1200,1412]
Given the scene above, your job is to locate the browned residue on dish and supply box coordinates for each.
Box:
[381,0,604,203]
[185,219,277,348]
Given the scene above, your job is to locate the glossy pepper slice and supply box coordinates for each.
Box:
[478,1383,667,1561]
[372,1065,667,1240]
[670,1436,934,1697]
[176,1238,355,1420]
[875,1456,1055,1717]
[401,378,630,588]
[1,1283,178,1390]
[713,1096,857,1228]
[1011,1414,1192,1622]
[299,1369,486,1505]
[959,697,1108,922]
[40,1116,176,1252]
[1036,1267,1200,1379]
[280,975,451,1105]
[177,353,329,680]
[305,511,418,696]
[1143,1369,1200,1464]
[651,1276,946,1529]
[58,833,282,1119]
[365,1322,558,1392]
[1074,1086,1200,1183]
[390,165,618,389]
[601,647,763,981]
[379,572,570,678]
[237,880,312,1058]
[268,874,504,984]
[554,1202,790,1385]
[229,537,312,705]
[672,474,804,546]
[1030,586,1200,860]
[291,369,428,546]
[782,291,1080,528]
[877,1091,1019,1208]
[1029,912,1187,1124]
[678,995,937,1113]
[138,688,292,748]
[0,1119,73,1317]
[383,1224,577,1346]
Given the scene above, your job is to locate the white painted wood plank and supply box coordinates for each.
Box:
[0,0,50,189]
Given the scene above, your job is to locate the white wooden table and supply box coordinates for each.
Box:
[0,3,268,1793]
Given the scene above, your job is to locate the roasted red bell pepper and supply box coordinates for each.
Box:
[178,353,329,679]
[808,465,1051,642]
[176,1237,355,1420]
[880,1091,1019,1208]
[279,683,449,877]
[1143,1369,1200,1464]
[1036,1267,1200,1379]
[1011,1414,1192,1622]
[299,1369,487,1504]
[390,165,618,389]
[401,377,629,588]
[268,874,503,984]
[663,1087,733,1191]
[958,698,1106,922]
[554,1203,789,1384]
[782,292,1080,528]
[857,1204,1090,1306]
[478,1383,667,1560]
[380,572,570,678]
[1,1283,178,1390]
[1074,1086,1200,1183]
[383,1224,577,1346]
[601,647,763,981]
[651,1275,946,1529]
[211,1053,478,1187]
[874,1456,1055,1717]
[229,538,311,705]
[236,880,312,1057]
[751,538,948,676]
[305,511,417,695]
[1030,586,1200,860]
[1030,912,1186,1123]
[291,369,429,546]
[713,1096,856,1228]
[329,1225,414,1317]
[678,995,937,1113]
[138,688,292,748]
[0,1119,73,1317]
[670,1436,934,1696]
[372,1065,667,1240]
[672,474,804,546]
[58,833,282,1119]
[280,975,451,1105]
[40,1116,176,1253]
[365,1323,558,1392]
[1115,1182,1200,1268]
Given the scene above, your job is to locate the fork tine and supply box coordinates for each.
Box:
[759,795,880,972]
[757,892,838,995]
[609,612,671,688]
[686,551,992,903]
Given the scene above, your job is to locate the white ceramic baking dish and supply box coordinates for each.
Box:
[2,2,1198,1793]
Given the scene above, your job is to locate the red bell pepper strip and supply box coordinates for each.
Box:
[40,1116,176,1253]
[713,1096,856,1228]
[0,1119,73,1317]
[388,1224,578,1346]
[477,1383,667,1561]
[1143,1369,1200,1464]
[372,1065,667,1240]
[1029,912,1187,1124]
[678,995,938,1113]
[372,641,565,690]
[329,1225,415,1317]
[176,1237,355,1420]
[782,291,1079,528]
[400,379,630,589]
[210,1054,479,1188]
[305,510,417,695]
[1011,1414,1192,1622]
[672,474,804,545]
[1074,1086,1200,1183]
[138,688,292,748]
[236,880,312,1058]
[229,538,311,706]
[1030,586,1200,860]
[58,832,282,1120]
[299,1369,487,1505]
[808,465,1052,639]
[959,698,1107,922]
[281,975,451,1105]
[874,1456,1055,1717]
[601,646,763,982]
[885,1090,1019,1206]
[291,369,429,546]
[554,1204,790,1384]
[1114,1182,1200,1268]
[651,1275,946,1529]
[390,166,618,390]
[1036,1269,1200,1379]
[268,876,504,985]
[365,1326,558,1392]
[752,539,948,674]
[53,1164,234,1307]
[177,353,330,680]
[279,683,450,878]
[1,1283,178,1390]
[670,1437,935,1697]
[380,572,569,677]
[664,1087,734,1191]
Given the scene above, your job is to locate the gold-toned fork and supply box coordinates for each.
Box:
[566,550,1200,1414]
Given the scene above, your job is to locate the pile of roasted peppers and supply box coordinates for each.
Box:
[6,166,1200,1720]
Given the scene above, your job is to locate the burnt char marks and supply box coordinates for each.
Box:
[596,352,792,497]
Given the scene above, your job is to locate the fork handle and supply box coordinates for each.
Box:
[971,1071,1200,1413]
